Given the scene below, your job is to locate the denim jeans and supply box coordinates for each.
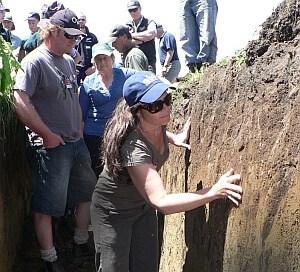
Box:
[179,0,218,65]
[27,139,97,216]
[90,203,158,272]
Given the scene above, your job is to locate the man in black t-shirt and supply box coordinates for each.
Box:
[75,12,98,85]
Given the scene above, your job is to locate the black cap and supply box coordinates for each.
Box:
[127,0,141,10]
[50,9,84,35]
[109,25,131,42]
[26,12,40,21]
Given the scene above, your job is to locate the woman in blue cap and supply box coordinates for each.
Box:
[90,71,243,272]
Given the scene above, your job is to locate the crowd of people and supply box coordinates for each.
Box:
[1,1,243,272]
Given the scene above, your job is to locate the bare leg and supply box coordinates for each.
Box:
[34,212,53,250]
[74,201,91,230]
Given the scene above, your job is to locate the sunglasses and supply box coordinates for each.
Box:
[140,93,172,114]
[64,32,81,41]
[128,8,138,13]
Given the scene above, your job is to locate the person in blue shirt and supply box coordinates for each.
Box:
[79,42,136,177]
[156,24,181,83]
[2,15,21,49]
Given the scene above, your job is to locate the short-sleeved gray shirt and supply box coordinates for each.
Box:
[15,45,81,145]
[93,127,169,210]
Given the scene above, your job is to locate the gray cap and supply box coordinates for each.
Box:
[3,15,13,22]
[127,0,141,10]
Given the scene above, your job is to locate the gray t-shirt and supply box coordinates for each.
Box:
[93,127,169,210]
[15,45,81,146]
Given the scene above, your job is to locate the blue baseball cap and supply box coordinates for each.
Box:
[123,71,175,107]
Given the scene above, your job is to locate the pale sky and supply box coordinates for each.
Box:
[5,0,283,75]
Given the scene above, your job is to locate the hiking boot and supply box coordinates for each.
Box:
[73,242,94,266]
[45,260,65,272]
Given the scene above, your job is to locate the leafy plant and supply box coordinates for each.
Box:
[0,36,21,144]
[0,36,21,102]
[234,49,246,67]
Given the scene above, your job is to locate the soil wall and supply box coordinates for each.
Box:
[0,115,31,271]
[160,0,300,271]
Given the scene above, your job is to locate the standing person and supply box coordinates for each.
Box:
[75,12,98,85]
[0,3,11,43]
[41,2,82,65]
[126,0,157,73]
[79,42,136,178]
[23,12,43,52]
[179,0,218,72]
[2,15,21,49]
[156,24,181,83]
[109,24,148,71]
[13,9,97,271]
[18,11,42,61]
[90,71,243,272]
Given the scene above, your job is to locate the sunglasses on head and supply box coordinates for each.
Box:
[64,32,81,40]
[128,8,138,13]
[140,93,172,114]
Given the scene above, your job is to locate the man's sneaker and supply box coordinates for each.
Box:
[73,242,94,266]
[45,260,65,272]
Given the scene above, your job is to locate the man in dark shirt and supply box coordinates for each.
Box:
[0,3,11,43]
[75,12,98,85]
[126,0,157,73]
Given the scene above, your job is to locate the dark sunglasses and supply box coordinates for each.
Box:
[128,8,138,13]
[64,32,81,40]
[140,93,172,114]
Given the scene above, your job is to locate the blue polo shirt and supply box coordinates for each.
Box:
[159,31,179,65]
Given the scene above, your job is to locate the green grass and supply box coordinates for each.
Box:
[174,49,246,99]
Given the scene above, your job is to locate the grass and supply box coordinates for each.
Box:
[174,49,246,99]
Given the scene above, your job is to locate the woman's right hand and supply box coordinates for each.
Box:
[212,168,243,206]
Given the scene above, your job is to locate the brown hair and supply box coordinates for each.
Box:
[101,98,140,181]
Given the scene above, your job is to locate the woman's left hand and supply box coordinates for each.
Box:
[172,117,191,150]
